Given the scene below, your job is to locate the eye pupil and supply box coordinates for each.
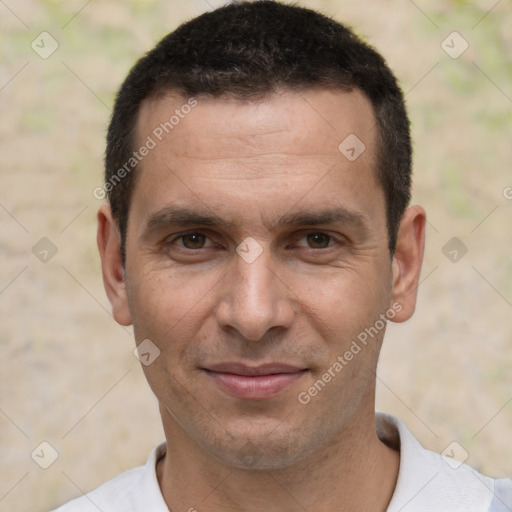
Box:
[307,233,330,248]
[182,233,206,249]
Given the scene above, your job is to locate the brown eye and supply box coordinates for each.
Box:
[180,233,207,249]
[306,233,331,248]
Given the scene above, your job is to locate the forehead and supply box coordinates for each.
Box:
[137,88,376,164]
[130,88,383,235]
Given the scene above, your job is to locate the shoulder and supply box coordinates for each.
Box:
[489,478,512,511]
[49,442,169,512]
[50,465,146,512]
[377,413,512,512]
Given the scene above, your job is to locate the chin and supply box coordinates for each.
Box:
[206,420,321,471]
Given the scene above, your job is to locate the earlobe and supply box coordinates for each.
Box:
[97,204,133,326]
[389,205,426,323]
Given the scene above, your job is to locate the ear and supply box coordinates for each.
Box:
[97,204,132,326]
[390,205,426,323]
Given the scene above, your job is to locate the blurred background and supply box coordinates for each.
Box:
[0,1,511,510]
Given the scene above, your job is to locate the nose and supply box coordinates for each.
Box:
[215,244,295,342]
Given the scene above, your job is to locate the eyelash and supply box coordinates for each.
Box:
[168,231,339,250]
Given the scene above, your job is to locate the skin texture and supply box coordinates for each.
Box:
[97,88,426,511]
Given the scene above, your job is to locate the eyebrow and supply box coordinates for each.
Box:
[273,208,369,233]
[143,205,370,237]
[144,207,235,235]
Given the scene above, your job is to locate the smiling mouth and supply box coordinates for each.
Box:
[202,363,309,399]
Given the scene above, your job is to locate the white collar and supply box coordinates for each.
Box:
[376,412,495,511]
[142,412,496,512]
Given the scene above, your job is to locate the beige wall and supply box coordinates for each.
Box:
[0,1,511,511]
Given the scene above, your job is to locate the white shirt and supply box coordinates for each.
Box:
[51,413,512,512]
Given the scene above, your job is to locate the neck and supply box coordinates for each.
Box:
[156,407,399,512]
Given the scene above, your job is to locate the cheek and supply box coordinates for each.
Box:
[298,268,389,337]
[126,262,224,347]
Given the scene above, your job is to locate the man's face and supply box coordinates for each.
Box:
[108,89,407,468]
